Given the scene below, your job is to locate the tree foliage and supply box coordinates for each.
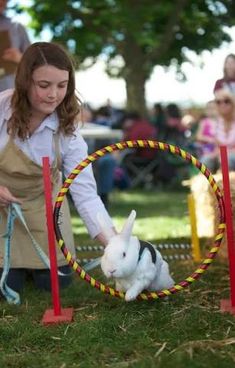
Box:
[18,0,235,112]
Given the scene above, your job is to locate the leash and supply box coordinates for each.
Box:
[0,203,70,304]
[0,204,20,304]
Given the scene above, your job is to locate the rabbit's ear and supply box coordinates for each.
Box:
[120,210,136,242]
[97,212,116,241]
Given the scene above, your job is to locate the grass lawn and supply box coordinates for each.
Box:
[0,188,235,368]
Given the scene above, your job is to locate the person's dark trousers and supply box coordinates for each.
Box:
[0,265,72,294]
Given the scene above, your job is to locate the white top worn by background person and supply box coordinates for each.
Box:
[0,89,113,238]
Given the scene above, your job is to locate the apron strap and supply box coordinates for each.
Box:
[53,131,62,171]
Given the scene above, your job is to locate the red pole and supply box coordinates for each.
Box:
[41,157,73,324]
[220,146,235,314]
[42,156,61,315]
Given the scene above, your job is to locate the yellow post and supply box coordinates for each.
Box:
[188,193,201,262]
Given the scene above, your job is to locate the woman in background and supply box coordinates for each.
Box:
[200,89,235,172]
[213,54,235,95]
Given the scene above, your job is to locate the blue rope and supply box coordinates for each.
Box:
[0,203,70,305]
[12,203,53,270]
[0,204,20,304]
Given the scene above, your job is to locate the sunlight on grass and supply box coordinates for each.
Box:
[135,217,191,240]
[71,215,191,239]
[71,189,191,240]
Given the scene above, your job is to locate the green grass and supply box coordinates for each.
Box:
[0,189,235,368]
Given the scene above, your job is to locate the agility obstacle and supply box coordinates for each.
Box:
[75,194,201,266]
[41,157,73,324]
[219,146,235,314]
[53,140,226,301]
[76,243,193,267]
[76,190,202,265]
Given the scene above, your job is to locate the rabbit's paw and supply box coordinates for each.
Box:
[125,289,138,302]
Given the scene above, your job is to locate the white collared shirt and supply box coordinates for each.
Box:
[0,89,113,238]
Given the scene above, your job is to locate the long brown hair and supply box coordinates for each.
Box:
[8,42,82,139]
[223,53,235,81]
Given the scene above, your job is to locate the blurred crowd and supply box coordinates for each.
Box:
[1,0,235,208]
[81,53,235,207]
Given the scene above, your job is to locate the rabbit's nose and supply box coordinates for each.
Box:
[110,269,116,275]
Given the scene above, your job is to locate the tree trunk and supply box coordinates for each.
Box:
[120,34,148,117]
[125,70,147,116]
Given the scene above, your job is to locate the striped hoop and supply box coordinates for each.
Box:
[54,140,225,300]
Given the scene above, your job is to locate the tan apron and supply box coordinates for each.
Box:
[0,135,75,268]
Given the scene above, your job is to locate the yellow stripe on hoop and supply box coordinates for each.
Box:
[67,253,72,262]
[159,142,165,150]
[80,162,89,167]
[180,149,186,159]
[65,178,73,184]
[191,156,197,166]
[208,175,214,184]
[210,247,219,253]
[173,285,182,290]
[203,259,213,264]
[195,268,204,274]
[80,270,86,279]
[169,145,176,154]
[139,293,149,300]
[117,142,125,150]
[58,239,64,248]
[126,141,134,148]
[73,263,78,271]
[137,140,145,147]
[215,232,225,241]
[106,145,114,152]
[60,188,68,193]
[90,278,96,287]
[56,196,64,202]
[212,183,218,192]
[218,223,226,229]
[200,164,207,174]
[109,288,115,296]
[150,292,159,299]
[186,276,195,283]
[72,169,81,174]
[162,289,171,296]
[96,150,105,156]
[87,155,96,161]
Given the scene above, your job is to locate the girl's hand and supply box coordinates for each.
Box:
[0,186,22,207]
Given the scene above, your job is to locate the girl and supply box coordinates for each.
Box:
[0,42,114,293]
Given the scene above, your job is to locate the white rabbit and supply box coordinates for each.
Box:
[97,210,174,302]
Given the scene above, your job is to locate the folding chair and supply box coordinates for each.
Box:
[122,154,160,188]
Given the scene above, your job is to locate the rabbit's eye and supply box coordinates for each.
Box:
[123,252,126,258]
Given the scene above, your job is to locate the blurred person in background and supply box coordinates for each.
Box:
[200,89,235,172]
[164,103,186,146]
[213,54,235,95]
[0,0,30,91]
[196,100,218,159]
[149,102,166,141]
[91,106,118,209]
[122,111,157,159]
